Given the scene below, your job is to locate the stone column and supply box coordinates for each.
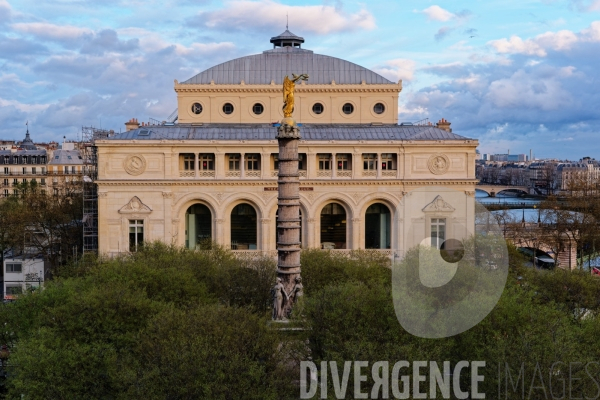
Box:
[215,153,224,179]
[261,152,270,180]
[353,153,361,179]
[307,153,316,180]
[332,153,337,178]
[377,153,382,179]
[240,153,245,178]
[195,153,200,178]
[276,123,302,319]
[352,217,362,250]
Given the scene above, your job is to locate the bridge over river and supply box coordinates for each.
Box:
[476,184,529,197]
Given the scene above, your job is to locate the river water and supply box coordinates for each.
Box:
[475,189,542,205]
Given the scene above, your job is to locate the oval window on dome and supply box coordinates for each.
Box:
[373,103,385,114]
[252,103,264,115]
[312,103,324,115]
[191,103,203,115]
[222,103,234,115]
[342,103,354,115]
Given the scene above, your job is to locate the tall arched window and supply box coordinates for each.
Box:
[320,203,347,249]
[185,204,212,249]
[231,204,257,250]
[365,203,391,249]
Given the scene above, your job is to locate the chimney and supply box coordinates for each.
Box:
[436,118,452,133]
[125,118,140,132]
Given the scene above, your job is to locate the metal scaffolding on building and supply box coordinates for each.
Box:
[81,126,113,254]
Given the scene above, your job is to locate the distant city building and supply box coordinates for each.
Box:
[3,253,46,300]
[557,157,600,191]
[0,132,84,198]
[489,154,528,162]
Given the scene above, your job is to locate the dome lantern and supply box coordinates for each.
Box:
[270,29,304,49]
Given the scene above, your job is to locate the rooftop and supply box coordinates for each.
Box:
[181,31,395,85]
[48,149,83,165]
[106,124,472,141]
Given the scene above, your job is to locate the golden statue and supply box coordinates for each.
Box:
[282,73,309,119]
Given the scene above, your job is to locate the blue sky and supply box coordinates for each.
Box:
[1,0,600,160]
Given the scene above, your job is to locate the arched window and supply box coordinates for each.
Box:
[231,204,257,250]
[185,204,212,249]
[365,203,391,249]
[320,203,347,249]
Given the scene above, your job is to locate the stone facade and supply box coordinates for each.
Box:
[96,32,479,256]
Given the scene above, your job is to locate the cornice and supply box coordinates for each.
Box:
[94,139,479,147]
[174,82,401,94]
[95,179,479,187]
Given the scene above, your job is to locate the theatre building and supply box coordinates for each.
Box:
[95,31,478,257]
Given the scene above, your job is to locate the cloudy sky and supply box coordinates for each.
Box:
[1,0,599,159]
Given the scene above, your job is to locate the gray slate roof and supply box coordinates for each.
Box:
[108,124,470,141]
[49,149,83,165]
[181,47,394,85]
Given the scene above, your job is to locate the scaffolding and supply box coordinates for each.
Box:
[81,126,113,253]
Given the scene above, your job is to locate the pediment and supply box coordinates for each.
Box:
[119,196,152,214]
[422,195,455,213]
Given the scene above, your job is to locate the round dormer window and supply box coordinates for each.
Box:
[373,103,385,114]
[312,103,324,114]
[342,103,354,115]
[252,103,264,115]
[191,103,203,114]
[222,103,234,115]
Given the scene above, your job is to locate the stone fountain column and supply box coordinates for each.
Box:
[276,120,302,319]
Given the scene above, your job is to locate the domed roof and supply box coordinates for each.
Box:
[181,33,395,85]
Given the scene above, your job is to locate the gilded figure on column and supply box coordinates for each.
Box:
[282,73,309,119]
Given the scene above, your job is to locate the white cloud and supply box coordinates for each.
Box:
[581,21,600,41]
[422,5,455,22]
[489,35,547,57]
[372,59,416,83]
[12,22,92,41]
[486,70,572,111]
[192,0,376,34]
[172,42,236,57]
[0,97,48,113]
[489,23,600,57]
[569,0,600,12]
